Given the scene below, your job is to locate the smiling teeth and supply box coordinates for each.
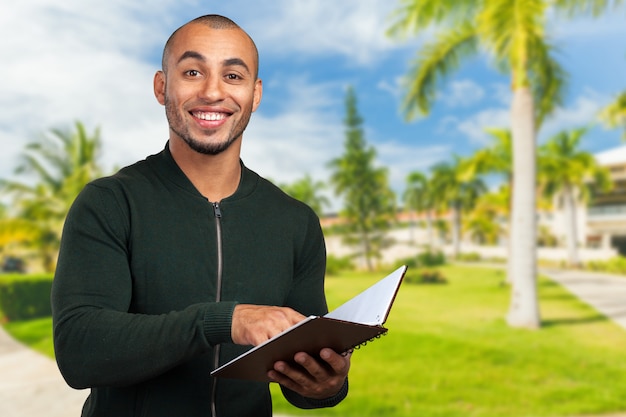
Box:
[194,112,226,121]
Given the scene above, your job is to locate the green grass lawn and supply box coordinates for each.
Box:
[4,316,55,358]
[273,265,626,417]
[4,265,626,417]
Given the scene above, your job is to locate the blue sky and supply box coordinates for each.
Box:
[1,1,625,211]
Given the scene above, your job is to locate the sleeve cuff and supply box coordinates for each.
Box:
[202,301,238,346]
[281,377,349,409]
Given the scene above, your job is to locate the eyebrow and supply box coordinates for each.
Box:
[177,50,206,65]
[223,58,250,75]
[177,51,251,75]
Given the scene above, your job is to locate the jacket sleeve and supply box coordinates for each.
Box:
[281,378,349,409]
[280,205,349,408]
[284,206,328,316]
[51,183,236,389]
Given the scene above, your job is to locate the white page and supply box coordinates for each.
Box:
[324,265,406,325]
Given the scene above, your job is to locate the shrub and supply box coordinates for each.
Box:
[397,249,446,270]
[585,256,626,275]
[404,269,447,285]
[0,274,54,322]
[457,252,482,262]
[326,255,354,276]
[415,249,446,267]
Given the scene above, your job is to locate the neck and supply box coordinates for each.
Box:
[169,137,242,202]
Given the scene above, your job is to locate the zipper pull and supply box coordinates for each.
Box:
[212,202,222,218]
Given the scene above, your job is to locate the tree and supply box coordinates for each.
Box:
[465,190,507,245]
[599,91,626,139]
[403,170,435,246]
[0,121,104,271]
[538,127,612,266]
[280,174,331,218]
[466,128,516,278]
[430,157,486,258]
[328,87,396,271]
[387,0,622,328]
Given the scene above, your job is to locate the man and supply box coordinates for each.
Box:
[51,14,350,417]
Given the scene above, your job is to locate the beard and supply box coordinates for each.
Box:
[164,95,252,156]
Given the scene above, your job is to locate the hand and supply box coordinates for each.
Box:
[268,348,351,399]
[231,304,306,346]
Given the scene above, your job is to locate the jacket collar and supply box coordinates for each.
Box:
[152,141,258,202]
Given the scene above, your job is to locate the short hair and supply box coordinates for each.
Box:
[161,14,259,79]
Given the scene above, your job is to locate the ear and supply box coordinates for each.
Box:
[154,71,166,105]
[252,78,263,112]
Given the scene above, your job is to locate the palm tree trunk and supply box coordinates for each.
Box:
[452,203,461,258]
[506,178,514,285]
[426,211,434,248]
[506,87,541,329]
[563,185,580,267]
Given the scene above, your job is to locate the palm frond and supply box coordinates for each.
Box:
[599,91,626,139]
[553,0,624,17]
[386,0,478,39]
[401,22,479,119]
[530,40,568,128]
[479,0,547,86]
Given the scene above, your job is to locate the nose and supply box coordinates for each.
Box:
[199,74,225,102]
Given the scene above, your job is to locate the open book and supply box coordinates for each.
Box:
[211,265,407,382]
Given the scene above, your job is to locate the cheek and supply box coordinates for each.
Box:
[164,82,195,107]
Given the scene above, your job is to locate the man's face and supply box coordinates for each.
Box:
[154,24,262,155]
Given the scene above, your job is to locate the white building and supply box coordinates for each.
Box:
[585,145,626,254]
[544,145,626,256]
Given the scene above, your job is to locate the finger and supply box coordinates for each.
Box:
[268,361,312,390]
[318,349,351,375]
[293,352,331,381]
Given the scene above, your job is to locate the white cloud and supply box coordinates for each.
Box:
[439,80,486,108]
[0,0,184,182]
[539,89,607,140]
[376,140,451,189]
[377,77,404,99]
[551,10,626,40]
[457,108,511,145]
[490,83,512,106]
[243,0,400,65]
[436,116,461,135]
[440,88,610,148]
[2,0,623,213]
[0,0,410,186]
[242,77,344,184]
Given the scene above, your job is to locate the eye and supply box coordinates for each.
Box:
[226,73,242,81]
[185,69,201,77]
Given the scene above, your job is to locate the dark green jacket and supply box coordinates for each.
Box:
[52,144,347,416]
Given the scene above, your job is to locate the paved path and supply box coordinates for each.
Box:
[0,268,625,417]
[540,268,626,331]
[0,325,87,417]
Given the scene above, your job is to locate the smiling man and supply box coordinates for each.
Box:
[51,15,349,417]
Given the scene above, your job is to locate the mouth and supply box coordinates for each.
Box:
[191,111,228,121]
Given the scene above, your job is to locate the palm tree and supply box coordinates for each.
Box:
[538,127,612,267]
[466,128,517,279]
[403,170,435,246]
[430,157,486,259]
[468,128,513,181]
[280,174,330,218]
[0,121,104,271]
[599,91,626,140]
[465,187,509,245]
[387,0,621,328]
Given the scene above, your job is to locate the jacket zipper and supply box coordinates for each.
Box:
[210,201,223,417]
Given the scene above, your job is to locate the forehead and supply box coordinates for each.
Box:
[167,24,257,70]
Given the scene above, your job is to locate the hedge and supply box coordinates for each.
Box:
[0,274,54,322]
